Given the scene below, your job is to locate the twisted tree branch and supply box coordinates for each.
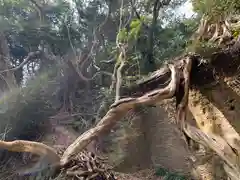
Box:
[60,63,178,165]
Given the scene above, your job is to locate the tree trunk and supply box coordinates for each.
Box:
[0,32,17,92]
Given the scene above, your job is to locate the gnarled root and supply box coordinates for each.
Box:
[193,15,238,46]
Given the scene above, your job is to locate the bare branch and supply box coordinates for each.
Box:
[60,64,178,165]
[0,139,60,174]
[0,51,42,74]
[115,45,126,102]
[70,1,111,82]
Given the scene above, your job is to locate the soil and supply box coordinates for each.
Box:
[115,169,158,180]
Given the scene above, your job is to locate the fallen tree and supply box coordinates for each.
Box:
[1,40,240,179]
[2,13,240,178]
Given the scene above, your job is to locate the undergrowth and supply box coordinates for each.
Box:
[155,166,188,180]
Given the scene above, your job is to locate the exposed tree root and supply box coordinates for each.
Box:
[192,14,240,46]
[188,89,240,154]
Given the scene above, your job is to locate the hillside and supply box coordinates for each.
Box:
[0,0,240,180]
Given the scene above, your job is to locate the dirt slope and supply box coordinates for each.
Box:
[101,106,193,177]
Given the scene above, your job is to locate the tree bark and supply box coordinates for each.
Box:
[0,32,17,92]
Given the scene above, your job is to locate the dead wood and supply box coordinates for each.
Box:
[0,140,60,171]
[1,38,240,179]
[0,140,116,179]
[188,88,240,154]
[59,150,115,180]
[60,64,178,165]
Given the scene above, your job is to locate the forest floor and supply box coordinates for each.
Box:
[0,104,190,180]
[114,169,158,180]
[42,112,171,180]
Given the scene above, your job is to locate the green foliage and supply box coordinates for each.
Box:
[233,30,240,38]
[117,18,143,43]
[117,28,128,42]
[0,0,197,85]
[129,19,142,40]
[152,17,198,62]
[192,0,240,21]
[155,167,187,180]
